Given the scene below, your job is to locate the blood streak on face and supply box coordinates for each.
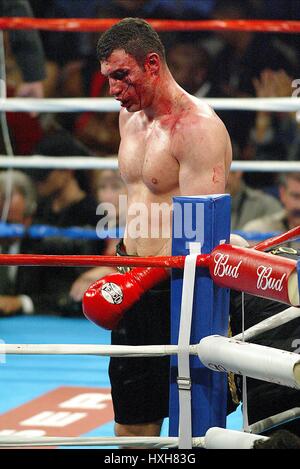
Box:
[101,49,155,112]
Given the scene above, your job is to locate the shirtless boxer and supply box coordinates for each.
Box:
[84,18,232,439]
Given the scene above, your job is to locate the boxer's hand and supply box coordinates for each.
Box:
[82,267,169,330]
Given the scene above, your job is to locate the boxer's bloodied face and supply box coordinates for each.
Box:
[101,49,158,112]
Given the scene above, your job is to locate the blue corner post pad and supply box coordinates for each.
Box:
[169,194,231,437]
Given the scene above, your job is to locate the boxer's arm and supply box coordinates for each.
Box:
[174,115,231,196]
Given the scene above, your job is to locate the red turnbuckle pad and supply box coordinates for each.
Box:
[209,244,299,306]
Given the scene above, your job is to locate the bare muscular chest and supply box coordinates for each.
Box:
[118,123,179,194]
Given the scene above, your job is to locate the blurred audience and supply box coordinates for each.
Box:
[243,172,300,243]
[1,0,46,98]
[0,169,103,316]
[212,0,297,99]
[97,0,216,20]
[167,40,214,97]
[226,144,282,230]
[74,83,120,156]
[31,129,99,228]
[244,69,300,191]
[0,170,37,316]
[70,168,126,302]
[29,0,99,68]
[1,0,48,155]
[251,70,296,158]
[211,0,298,148]
[29,0,102,135]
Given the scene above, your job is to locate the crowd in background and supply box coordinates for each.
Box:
[0,0,300,317]
[1,0,300,446]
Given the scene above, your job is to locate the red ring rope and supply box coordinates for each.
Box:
[0,253,210,268]
[0,18,299,33]
[0,226,299,268]
[253,225,300,251]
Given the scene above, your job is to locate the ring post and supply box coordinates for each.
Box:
[169,194,231,438]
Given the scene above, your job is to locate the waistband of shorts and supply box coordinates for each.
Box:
[116,239,129,256]
[115,239,170,291]
[116,239,135,273]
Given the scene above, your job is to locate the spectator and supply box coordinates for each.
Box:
[0,169,101,317]
[227,170,282,231]
[93,168,127,233]
[0,170,37,315]
[251,69,297,158]
[74,84,120,156]
[226,144,282,230]
[25,129,106,315]
[212,0,297,99]
[31,129,99,228]
[97,0,216,22]
[0,0,46,98]
[244,69,299,191]
[211,0,298,147]
[70,168,126,302]
[243,172,300,236]
[29,0,99,67]
[167,41,215,97]
[0,0,48,154]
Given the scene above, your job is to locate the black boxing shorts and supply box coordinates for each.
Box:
[109,240,170,425]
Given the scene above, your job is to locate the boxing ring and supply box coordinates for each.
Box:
[0,203,300,449]
[1,17,300,450]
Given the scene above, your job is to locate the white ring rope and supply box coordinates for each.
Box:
[0,97,120,113]
[234,306,300,342]
[0,435,204,448]
[0,157,299,173]
[0,428,269,449]
[0,343,189,357]
[1,338,300,389]
[0,156,119,170]
[230,161,300,173]
[249,407,300,435]
[1,97,300,113]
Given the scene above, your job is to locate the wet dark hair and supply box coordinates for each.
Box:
[96,17,166,67]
